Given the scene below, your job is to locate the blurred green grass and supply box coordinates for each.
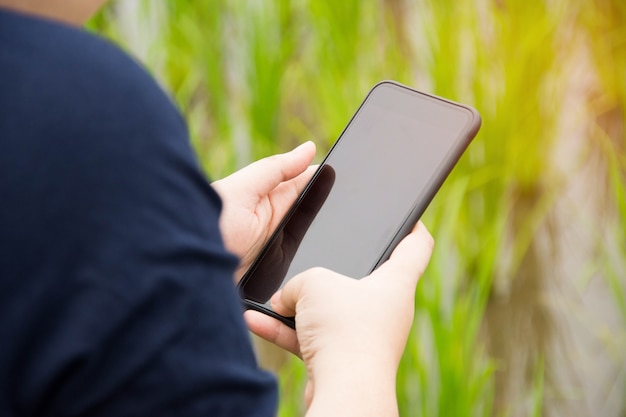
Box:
[90,1,626,416]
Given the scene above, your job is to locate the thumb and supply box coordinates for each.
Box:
[370,222,434,290]
[270,267,333,318]
[244,141,316,197]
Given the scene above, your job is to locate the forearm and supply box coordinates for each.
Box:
[305,359,399,417]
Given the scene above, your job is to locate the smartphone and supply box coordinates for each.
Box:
[237,81,481,328]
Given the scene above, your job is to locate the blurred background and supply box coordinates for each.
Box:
[90,1,626,416]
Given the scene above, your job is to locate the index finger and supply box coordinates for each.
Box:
[244,310,301,357]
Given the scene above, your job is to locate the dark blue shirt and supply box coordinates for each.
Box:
[0,8,276,416]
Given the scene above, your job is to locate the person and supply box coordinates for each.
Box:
[0,1,434,416]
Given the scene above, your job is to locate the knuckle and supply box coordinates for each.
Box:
[307,266,330,275]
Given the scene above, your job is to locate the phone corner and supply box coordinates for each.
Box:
[467,105,482,135]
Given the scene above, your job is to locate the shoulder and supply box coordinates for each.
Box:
[0,7,214,212]
[0,8,185,152]
[0,8,227,258]
[0,8,218,235]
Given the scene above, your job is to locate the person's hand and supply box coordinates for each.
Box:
[212,142,316,282]
[244,222,434,417]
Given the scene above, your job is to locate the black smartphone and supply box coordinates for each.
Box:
[237,81,481,328]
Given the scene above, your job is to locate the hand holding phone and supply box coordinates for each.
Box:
[212,141,317,281]
[245,222,434,417]
[239,81,481,328]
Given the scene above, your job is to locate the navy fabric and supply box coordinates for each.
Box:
[0,8,276,416]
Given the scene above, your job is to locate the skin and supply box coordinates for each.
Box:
[0,0,106,25]
[1,2,436,416]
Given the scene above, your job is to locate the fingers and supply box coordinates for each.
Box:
[285,164,318,196]
[372,221,434,289]
[247,141,316,197]
[244,310,301,357]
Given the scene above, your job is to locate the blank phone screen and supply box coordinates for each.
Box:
[239,82,476,306]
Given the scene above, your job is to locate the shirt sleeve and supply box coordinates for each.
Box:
[0,16,277,417]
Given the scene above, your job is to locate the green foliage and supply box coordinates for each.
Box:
[90,1,626,415]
